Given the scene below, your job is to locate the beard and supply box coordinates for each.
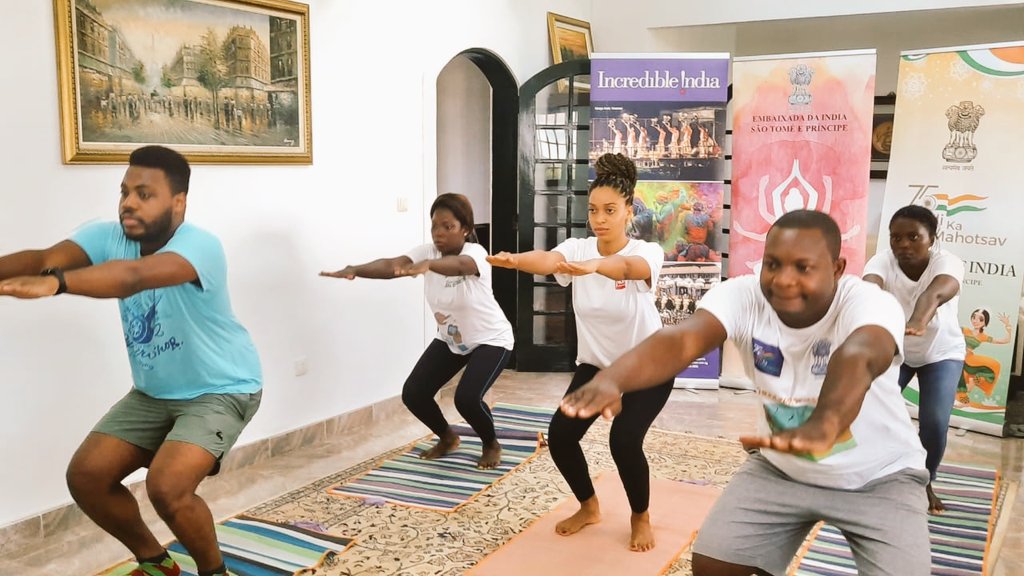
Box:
[123,209,174,243]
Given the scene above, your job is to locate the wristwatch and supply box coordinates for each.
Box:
[40,267,67,295]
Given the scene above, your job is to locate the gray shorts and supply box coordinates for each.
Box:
[93,388,261,474]
[693,452,930,576]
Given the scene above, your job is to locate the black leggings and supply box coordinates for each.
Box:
[401,339,511,444]
[548,364,674,514]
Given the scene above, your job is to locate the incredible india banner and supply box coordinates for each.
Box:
[590,53,729,388]
[877,42,1024,436]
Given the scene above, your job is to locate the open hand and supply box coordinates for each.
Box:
[487,252,519,269]
[396,260,431,277]
[555,259,599,276]
[0,276,61,299]
[560,377,623,420]
[999,312,1012,331]
[739,420,842,457]
[319,266,357,280]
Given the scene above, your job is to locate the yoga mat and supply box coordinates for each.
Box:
[468,473,721,576]
[327,403,554,512]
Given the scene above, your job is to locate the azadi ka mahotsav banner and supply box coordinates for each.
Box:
[877,42,1024,437]
[721,49,876,389]
[590,53,729,388]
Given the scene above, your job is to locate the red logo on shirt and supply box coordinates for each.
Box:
[615,280,627,290]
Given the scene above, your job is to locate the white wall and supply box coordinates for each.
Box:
[0,0,591,528]
[642,6,1024,94]
[437,56,492,225]
[592,0,1023,33]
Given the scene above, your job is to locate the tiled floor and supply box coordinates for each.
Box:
[1,371,1021,575]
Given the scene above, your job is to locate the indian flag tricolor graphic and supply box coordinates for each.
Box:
[928,193,987,216]
[960,46,1024,77]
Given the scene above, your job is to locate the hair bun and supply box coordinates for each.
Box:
[594,153,637,188]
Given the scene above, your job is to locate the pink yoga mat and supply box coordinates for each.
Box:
[468,474,721,576]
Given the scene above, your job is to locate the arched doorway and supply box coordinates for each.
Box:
[436,49,519,364]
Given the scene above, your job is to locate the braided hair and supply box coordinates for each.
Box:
[590,153,637,204]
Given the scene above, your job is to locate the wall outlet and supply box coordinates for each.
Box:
[293,356,308,377]
[397,196,408,212]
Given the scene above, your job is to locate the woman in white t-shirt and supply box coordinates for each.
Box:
[488,153,671,552]
[321,194,514,469]
[864,204,965,512]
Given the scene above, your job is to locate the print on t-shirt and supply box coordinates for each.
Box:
[123,292,183,370]
[435,312,469,353]
[752,338,784,377]
[811,339,832,376]
[763,401,857,462]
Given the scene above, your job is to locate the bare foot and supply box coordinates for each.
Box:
[419,430,460,460]
[555,496,600,536]
[629,511,656,552]
[926,483,946,514]
[478,441,502,469]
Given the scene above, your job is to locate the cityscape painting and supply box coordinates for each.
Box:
[54,0,312,164]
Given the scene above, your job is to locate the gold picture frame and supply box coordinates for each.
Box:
[546,12,593,66]
[54,0,312,164]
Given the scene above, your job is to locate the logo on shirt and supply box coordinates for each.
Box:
[614,280,627,290]
[752,338,784,377]
[444,276,466,288]
[434,312,469,352]
[811,339,832,376]
[123,293,183,370]
[763,401,856,461]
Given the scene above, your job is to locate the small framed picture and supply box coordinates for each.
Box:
[870,94,896,179]
[546,12,593,66]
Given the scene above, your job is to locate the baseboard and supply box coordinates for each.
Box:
[0,393,410,557]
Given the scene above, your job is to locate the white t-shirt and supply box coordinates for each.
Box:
[863,247,966,366]
[699,275,926,489]
[406,242,514,354]
[553,237,664,369]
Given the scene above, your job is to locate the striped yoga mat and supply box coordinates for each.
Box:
[327,403,554,511]
[99,516,353,576]
[792,464,1001,576]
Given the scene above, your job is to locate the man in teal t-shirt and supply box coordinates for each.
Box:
[0,146,260,576]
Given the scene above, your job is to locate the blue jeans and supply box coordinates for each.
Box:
[898,359,964,481]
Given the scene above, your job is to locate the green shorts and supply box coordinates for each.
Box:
[93,388,261,474]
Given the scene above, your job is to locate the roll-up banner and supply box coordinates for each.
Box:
[877,42,1024,436]
[590,53,729,388]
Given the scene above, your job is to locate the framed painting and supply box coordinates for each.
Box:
[547,12,593,65]
[547,12,593,93]
[870,94,896,179]
[53,0,312,164]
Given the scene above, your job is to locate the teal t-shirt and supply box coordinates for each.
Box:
[71,221,262,399]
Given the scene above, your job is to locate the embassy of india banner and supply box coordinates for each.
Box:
[730,49,877,276]
[877,42,1024,436]
[590,53,729,388]
[719,50,876,391]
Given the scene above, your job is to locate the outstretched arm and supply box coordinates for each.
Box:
[739,325,896,455]
[487,250,566,276]
[0,240,92,281]
[560,310,728,419]
[906,275,959,335]
[555,255,652,282]
[0,253,199,299]
[398,255,478,278]
[320,256,413,280]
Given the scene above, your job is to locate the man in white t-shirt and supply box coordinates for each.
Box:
[561,210,929,576]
